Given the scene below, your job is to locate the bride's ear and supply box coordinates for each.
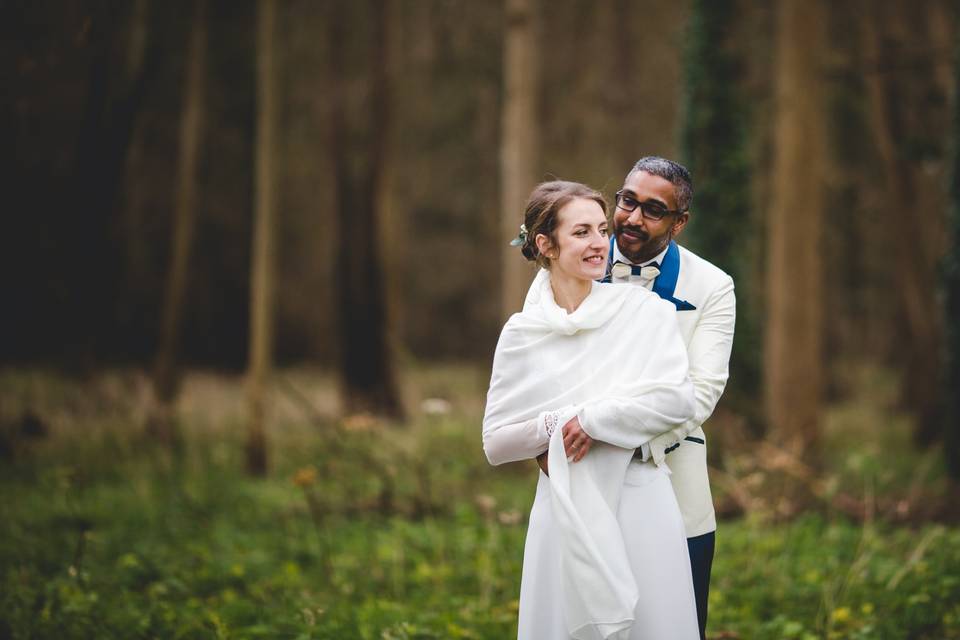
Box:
[535,233,553,259]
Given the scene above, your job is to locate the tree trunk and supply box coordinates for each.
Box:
[765,0,825,459]
[945,28,960,481]
[862,3,946,446]
[331,0,403,419]
[150,0,206,447]
[246,0,278,475]
[68,2,158,369]
[499,0,540,319]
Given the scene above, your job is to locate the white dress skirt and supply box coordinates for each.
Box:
[517,460,700,640]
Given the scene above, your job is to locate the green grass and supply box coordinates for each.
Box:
[1,367,959,639]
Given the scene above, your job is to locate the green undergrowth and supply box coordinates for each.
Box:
[1,367,959,638]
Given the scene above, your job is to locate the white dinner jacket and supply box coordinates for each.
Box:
[608,238,735,537]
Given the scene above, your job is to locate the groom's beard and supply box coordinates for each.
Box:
[616,225,671,264]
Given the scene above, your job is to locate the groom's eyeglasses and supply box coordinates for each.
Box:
[615,191,685,222]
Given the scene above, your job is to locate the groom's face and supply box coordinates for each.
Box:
[613,170,688,264]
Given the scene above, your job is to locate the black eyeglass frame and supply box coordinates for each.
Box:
[614,190,686,221]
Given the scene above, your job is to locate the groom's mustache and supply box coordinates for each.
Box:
[618,225,648,241]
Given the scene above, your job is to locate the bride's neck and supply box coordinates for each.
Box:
[549,271,592,313]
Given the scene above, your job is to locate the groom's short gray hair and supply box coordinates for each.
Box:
[629,156,694,213]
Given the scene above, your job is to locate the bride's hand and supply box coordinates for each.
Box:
[562,416,593,462]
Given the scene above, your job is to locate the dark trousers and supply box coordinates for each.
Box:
[687,531,715,640]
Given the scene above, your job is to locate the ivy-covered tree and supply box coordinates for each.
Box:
[945,31,960,481]
[679,0,760,426]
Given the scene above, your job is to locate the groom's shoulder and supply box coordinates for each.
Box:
[677,244,733,290]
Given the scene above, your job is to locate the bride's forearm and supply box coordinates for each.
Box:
[482,417,548,465]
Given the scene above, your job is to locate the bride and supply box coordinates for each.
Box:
[483,180,700,639]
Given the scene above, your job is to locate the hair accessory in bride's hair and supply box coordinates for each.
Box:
[509,223,528,247]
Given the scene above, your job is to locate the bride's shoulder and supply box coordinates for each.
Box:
[497,311,538,340]
[500,312,525,333]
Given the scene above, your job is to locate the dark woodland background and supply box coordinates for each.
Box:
[4,0,959,469]
[4,1,960,638]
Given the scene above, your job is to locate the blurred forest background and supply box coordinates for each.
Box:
[3,0,960,638]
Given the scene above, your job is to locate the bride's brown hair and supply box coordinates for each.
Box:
[520,181,608,269]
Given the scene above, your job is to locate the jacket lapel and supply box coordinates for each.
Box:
[652,241,696,311]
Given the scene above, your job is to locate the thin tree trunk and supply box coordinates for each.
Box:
[765,0,825,459]
[150,0,206,447]
[246,0,278,475]
[376,0,403,396]
[499,0,540,319]
[945,27,960,481]
[125,0,150,79]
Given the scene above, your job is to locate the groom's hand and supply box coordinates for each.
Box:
[562,416,593,462]
[536,450,549,476]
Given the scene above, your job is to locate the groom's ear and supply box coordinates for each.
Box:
[670,212,690,239]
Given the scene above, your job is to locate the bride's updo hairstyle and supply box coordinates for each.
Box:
[519,180,608,269]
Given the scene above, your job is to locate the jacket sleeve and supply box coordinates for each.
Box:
[577,300,696,450]
[645,276,735,463]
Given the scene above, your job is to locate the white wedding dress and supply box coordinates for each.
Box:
[518,462,698,639]
[483,269,700,640]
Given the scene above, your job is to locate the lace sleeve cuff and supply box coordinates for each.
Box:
[537,405,578,439]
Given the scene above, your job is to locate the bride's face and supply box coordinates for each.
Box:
[545,198,609,283]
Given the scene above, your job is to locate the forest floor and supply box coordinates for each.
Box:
[1,365,959,639]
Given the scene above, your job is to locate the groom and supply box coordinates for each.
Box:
[540,156,735,639]
[609,156,734,639]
